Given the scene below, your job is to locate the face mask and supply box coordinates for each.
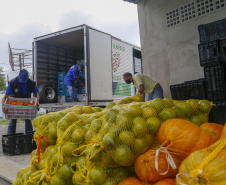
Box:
[126,79,131,84]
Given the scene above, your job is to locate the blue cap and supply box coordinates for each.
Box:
[80,64,84,72]
[19,70,28,83]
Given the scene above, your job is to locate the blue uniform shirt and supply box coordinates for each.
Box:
[64,65,79,86]
[6,84,39,98]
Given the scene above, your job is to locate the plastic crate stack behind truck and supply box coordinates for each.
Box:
[58,71,86,103]
[170,18,226,125]
[57,72,70,103]
[198,18,226,125]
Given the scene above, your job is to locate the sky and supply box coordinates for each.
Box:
[0,0,140,80]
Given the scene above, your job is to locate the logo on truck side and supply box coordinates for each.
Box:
[113,44,125,52]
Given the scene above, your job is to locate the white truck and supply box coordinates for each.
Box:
[33,24,142,111]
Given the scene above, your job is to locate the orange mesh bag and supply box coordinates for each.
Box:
[154,178,176,185]
[118,177,149,185]
[200,122,224,142]
[158,119,214,159]
[134,146,181,183]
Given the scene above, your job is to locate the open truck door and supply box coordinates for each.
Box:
[86,28,113,102]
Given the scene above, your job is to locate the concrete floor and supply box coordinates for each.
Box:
[0,122,32,184]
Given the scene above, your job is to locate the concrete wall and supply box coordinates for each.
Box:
[137,0,226,98]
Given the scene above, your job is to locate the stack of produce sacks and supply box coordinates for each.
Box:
[12,96,216,185]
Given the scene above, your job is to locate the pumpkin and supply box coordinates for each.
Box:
[158,119,214,159]
[154,178,176,185]
[200,123,223,142]
[176,138,226,185]
[134,148,181,183]
[118,177,143,185]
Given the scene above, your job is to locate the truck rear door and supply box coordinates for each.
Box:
[87,28,113,101]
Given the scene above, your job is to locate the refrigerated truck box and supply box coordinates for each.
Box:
[33,24,142,106]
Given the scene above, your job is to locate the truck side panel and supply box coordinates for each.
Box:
[112,38,135,100]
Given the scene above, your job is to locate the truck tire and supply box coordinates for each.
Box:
[38,84,57,103]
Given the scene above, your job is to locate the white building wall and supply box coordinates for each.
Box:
[137,0,226,98]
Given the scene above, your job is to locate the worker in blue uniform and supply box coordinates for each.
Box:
[1,69,39,134]
[64,64,85,102]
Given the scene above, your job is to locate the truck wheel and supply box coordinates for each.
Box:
[38,84,57,103]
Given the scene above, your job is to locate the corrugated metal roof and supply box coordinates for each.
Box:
[123,0,141,4]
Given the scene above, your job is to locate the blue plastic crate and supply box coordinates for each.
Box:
[58,88,67,95]
[78,86,86,94]
[58,72,66,79]
[58,79,64,86]
[66,96,71,102]
[58,84,67,90]
[74,80,80,87]
[79,72,85,79]
[66,89,70,96]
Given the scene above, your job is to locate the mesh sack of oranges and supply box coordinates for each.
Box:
[13,95,213,185]
[13,145,55,185]
[176,124,226,185]
[33,105,103,151]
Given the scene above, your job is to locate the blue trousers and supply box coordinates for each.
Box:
[67,85,77,101]
[7,119,33,135]
[147,85,164,101]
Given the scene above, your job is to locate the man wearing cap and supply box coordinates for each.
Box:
[64,64,85,102]
[1,69,39,134]
[123,72,164,101]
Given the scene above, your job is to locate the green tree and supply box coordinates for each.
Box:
[0,75,6,91]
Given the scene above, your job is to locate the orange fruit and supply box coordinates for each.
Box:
[150,98,165,112]
[132,117,148,138]
[62,142,76,157]
[133,94,145,102]
[71,129,85,144]
[90,119,103,134]
[106,102,116,109]
[142,107,157,119]
[82,106,93,114]
[119,131,135,147]
[72,172,85,184]
[172,106,185,119]
[89,166,107,184]
[103,133,115,150]
[116,113,133,130]
[198,113,208,124]
[146,117,161,134]
[126,104,142,117]
[50,174,65,185]
[199,100,212,114]
[105,109,119,123]
[190,116,202,126]
[164,98,174,108]
[113,145,132,166]
[60,164,73,180]
[187,99,199,112]
[159,108,176,121]
[177,103,193,118]
[134,137,148,156]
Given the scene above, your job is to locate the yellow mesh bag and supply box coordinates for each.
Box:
[176,124,226,185]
